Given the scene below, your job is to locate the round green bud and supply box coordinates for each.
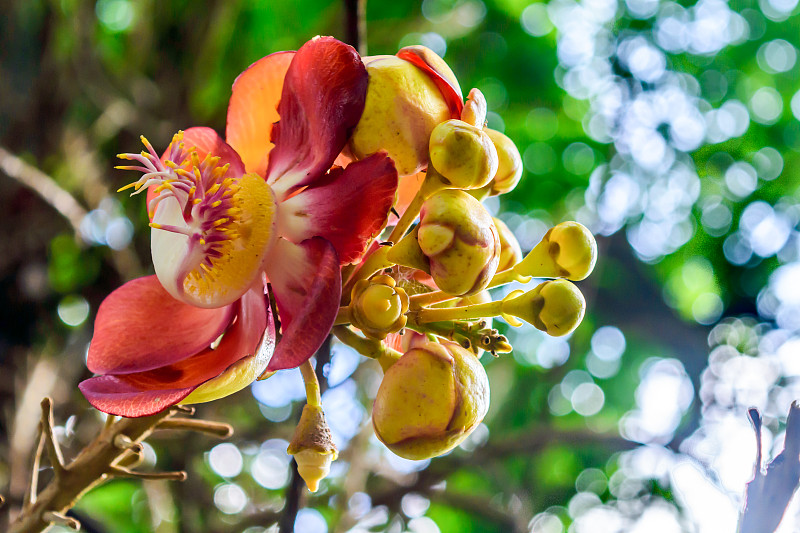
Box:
[417,190,501,296]
[350,56,452,176]
[483,128,523,196]
[493,217,522,272]
[350,275,409,340]
[429,119,498,189]
[514,221,598,281]
[372,341,490,460]
[502,279,586,337]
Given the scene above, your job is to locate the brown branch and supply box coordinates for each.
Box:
[0,146,87,237]
[156,418,233,438]
[343,0,367,55]
[9,403,232,533]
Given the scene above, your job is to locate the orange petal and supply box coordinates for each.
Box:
[226,51,295,177]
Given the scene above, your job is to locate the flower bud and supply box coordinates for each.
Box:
[349,275,410,340]
[417,190,500,296]
[429,119,498,189]
[483,128,522,196]
[287,404,338,492]
[514,222,597,281]
[461,88,487,127]
[501,279,586,336]
[349,55,453,176]
[493,217,522,272]
[372,341,490,460]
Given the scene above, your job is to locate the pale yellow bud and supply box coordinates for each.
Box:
[493,217,522,272]
[417,190,501,296]
[514,222,597,281]
[501,279,586,336]
[349,56,452,176]
[483,128,523,196]
[429,119,498,189]
[287,404,338,493]
[349,275,410,340]
[372,341,490,460]
[461,88,487,127]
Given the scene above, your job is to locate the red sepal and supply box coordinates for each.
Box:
[265,237,341,370]
[266,37,368,200]
[87,276,236,375]
[397,47,463,118]
[277,153,398,264]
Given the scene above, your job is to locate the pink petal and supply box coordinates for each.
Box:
[80,289,274,417]
[396,47,463,119]
[277,153,398,264]
[266,37,368,200]
[265,237,340,370]
[78,376,196,418]
[226,51,295,177]
[87,276,236,374]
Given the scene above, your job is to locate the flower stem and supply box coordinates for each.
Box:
[409,300,503,324]
[299,360,322,409]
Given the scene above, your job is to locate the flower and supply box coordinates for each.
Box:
[80,36,399,417]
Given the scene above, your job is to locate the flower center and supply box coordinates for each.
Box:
[118,132,277,307]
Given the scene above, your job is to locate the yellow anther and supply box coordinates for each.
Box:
[211,200,222,208]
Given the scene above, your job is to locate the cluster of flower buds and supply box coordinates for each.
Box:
[334,49,599,463]
[85,37,599,493]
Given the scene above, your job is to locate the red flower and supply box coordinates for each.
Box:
[80,37,398,417]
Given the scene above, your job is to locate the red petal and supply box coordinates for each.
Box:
[226,51,295,177]
[145,127,246,220]
[265,237,340,370]
[397,47,463,119]
[87,276,236,374]
[266,37,368,200]
[277,153,398,264]
[80,289,275,417]
[78,376,196,418]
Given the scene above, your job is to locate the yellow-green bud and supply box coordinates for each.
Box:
[349,275,410,340]
[287,404,338,492]
[514,222,597,281]
[372,341,490,460]
[493,217,522,272]
[461,88,487,127]
[501,279,586,336]
[483,128,523,196]
[429,119,498,189]
[417,190,501,296]
[349,55,452,176]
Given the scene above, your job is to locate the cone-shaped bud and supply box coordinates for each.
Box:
[287,404,338,492]
[514,222,597,281]
[372,341,490,460]
[417,190,500,296]
[483,128,522,196]
[349,55,453,176]
[461,88,487,127]
[493,217,522,272]
[350,275,410,340]
[429,120,498,190]
[501,279,586,337]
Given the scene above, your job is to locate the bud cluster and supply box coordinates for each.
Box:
[334,63,599,464]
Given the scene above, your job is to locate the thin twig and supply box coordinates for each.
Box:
[40,399,66,478]
[156,418,234,438]
[0,146,87,237]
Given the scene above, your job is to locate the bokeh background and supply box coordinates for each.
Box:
[2,0,800,531]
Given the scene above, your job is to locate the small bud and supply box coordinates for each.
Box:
[493,217,522,272]
[287,404,338,492]
[349,54,453,176]
[349,275,410,340]
[483,128,523,196]
[372,341,490,460]
[461,88,487,127]
[501,279,586,336]
[514,222,597,281]
[429,120,498,189]
[417,190,500,296]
